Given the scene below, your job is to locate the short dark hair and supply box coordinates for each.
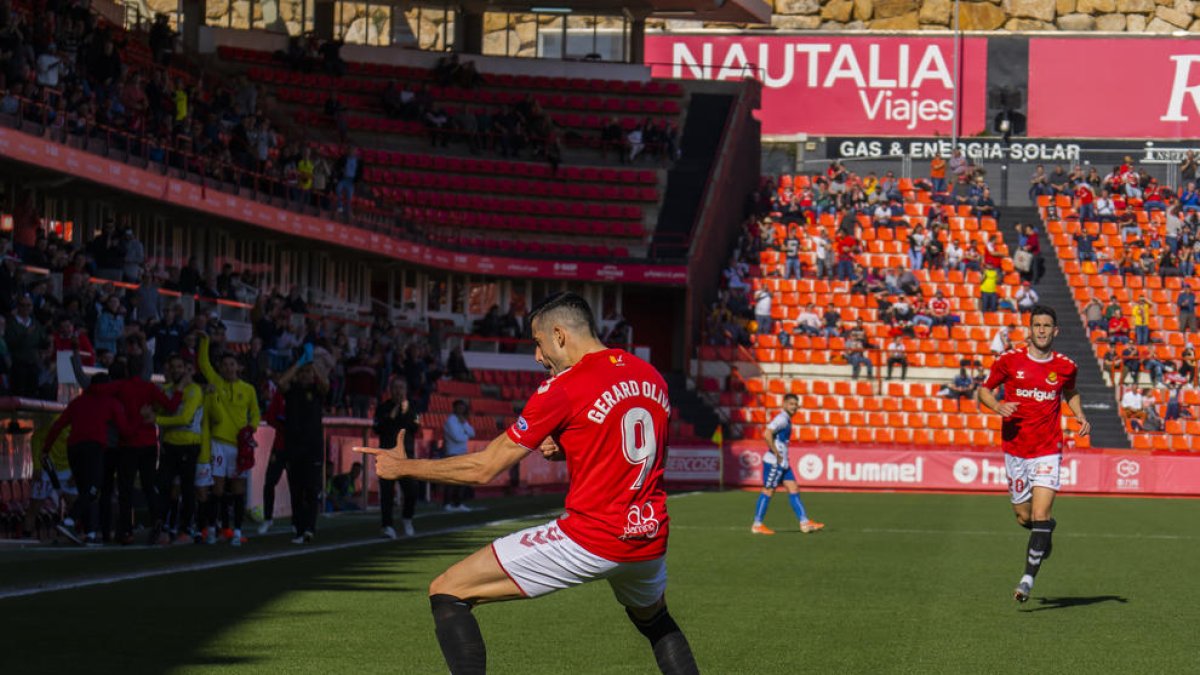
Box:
[528,292,598,338]
[1029,305,1058,326]
[783,393,798,403]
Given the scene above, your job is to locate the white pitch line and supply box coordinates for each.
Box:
[670,525,1197,541]
[0,512,558,601]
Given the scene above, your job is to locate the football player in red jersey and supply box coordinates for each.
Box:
[978,305,1091,603]
[356,293,698,675]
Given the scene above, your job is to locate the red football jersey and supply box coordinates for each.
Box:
[983,348,1078,459]
[507,349,671,562]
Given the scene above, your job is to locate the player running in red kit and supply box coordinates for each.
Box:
[977,305,1091,603]
[357,292,698,675]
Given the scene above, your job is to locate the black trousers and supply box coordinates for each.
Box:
[157,443,199,533]
[100,449,119,539]
[117,446,159,537]
[380,478,417,526]
[287,455,322,535]
[262,452,288,521]
[67,442,105,534]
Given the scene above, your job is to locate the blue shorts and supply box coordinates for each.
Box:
[762,462,794,490]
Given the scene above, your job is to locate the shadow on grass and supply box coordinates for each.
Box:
[0,508,545,673]
[1021,595,1129,612]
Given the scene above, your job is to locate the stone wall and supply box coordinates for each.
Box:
[757,0,1200,32]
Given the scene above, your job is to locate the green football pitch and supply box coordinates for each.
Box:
[2,490,1197,674]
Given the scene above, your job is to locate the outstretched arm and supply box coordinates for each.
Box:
[356,431,528,486]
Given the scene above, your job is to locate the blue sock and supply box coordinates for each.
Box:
[788,493,808,522]
[753,493,771,524]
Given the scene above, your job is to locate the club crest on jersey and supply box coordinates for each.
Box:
[516,416,529,431]
[610,354,625,367]
[1046,371,1058,385]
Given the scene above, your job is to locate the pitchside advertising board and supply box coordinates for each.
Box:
[644,35,989,137]
[725,442,1200,496]
[824,137,1200,164]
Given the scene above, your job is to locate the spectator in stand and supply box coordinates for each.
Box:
[1015,282,1039,313]
[94,294,126,354]
[930,154,947,193]
[974,187,998,220]
[441,399,475,511]
[1182,150,1198,185]
[990,322,1016,355]
[1180,182,1200,212]
[1094,189,1117,222]
[928,289,959,326]
[6,294,44,396]
[1120,342,1142,385]
[1048,165,1069,195]
[821,303,842,338]
[1108,307,1132,344]
[795,303,822,336]
[753,287,772,335]
[1029,164,1051,203]
[885,335,907,381]
[783,224,802,280]
[1132,296,1153,345]
[1181,346,1198,386]
[334,146,360,216]
[1141,346,1166,388]
[1075,181,1096,222]
[940,364,976,399]
[1075,226,1099,262]
[1021,224,1044,285]
[1083,296,1106,332]
[53,316,95,367]
[1178,283,1197,333]
[446,343,473,382]
[812,229,832,279]
[948,149,968,180]
[844,319,873,380]
[121,229,145,282]
[1121,387,1148,423]
[979,263,1000,313]
[1165,206,1184,255]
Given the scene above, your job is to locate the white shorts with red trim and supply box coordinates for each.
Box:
[491,519,667,608]
[211,441,249,480]
[1005,453,1062,504]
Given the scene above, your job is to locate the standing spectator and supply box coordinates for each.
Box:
[1132,296,1152,345]
[441,400,475,511]
[783,224,801,280]
[122,229,145,282]
[930,154,947,193]
[948,149,968,180]
[1181,150,1197,185]
[979,264,1000,313]
[7,295,46,396]
[844,319,873,380]
[373,378,420,539]
[334,146,359,215]
[907,225,928,270]
[812,228,832,279]
[1075,181,1095,222]
[753,287,772,335]
[1178,283,1197,334]
[94,294,125,353]
[1083,296,1106,332]
[885,336,908,381]
[279,360,329,544]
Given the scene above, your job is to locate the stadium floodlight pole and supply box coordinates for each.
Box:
[950,0,961,151]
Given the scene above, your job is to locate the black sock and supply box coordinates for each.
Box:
[207,498,219,532]
[233,493,245,530]
[1024,519,1056,578]
[430,594,485,675]
[220,494,232,530]
[626,606,700,675]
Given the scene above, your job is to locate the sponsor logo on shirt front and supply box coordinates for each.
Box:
[1014,387,1058,402]
[619,502,660,540]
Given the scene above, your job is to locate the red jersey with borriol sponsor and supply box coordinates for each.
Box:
[506,349,671,562]
[983,348,1078,459]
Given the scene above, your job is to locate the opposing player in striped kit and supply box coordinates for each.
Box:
[751,393,824,535]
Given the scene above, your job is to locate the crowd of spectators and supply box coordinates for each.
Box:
[0,208,457,417]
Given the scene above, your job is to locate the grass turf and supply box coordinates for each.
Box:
[2,490,1198,674]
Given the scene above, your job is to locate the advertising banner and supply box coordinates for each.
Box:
[664,446,722,483]
[0,127,687,285]
[724,442,1200,496]
[1028,39,1200,139]
[645,35,988,138]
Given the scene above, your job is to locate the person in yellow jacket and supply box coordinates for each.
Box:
[198,333,261,546]
[1132,296,1153,346]
[155,354,204,543]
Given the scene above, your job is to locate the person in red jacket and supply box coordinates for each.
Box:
[42,374,140,545]
[51,316,95,367]
[110,357,180,545]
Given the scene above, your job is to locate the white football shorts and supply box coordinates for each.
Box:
[210,441,249,480]
[491,519,667,609]
[1005,453,1062,504]
[194,462,215,487]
